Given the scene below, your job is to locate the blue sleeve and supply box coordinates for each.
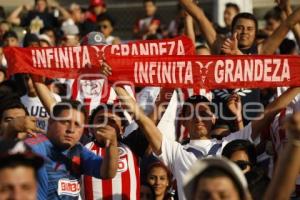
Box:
[25,142,48,200]
[81,146,103,179]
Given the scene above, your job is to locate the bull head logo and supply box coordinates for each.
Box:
[195,61,213,83]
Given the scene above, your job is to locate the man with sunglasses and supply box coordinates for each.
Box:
[97,14,120,45]
[114,86,300,200]
[82,104,149,200]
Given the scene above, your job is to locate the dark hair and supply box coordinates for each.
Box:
[2,30,18,40]
[181,95,215,116]
[97,14,115,27]
[222,140,257,165]
[279,38,296,54]
[264,6,282,22]
[144,0,156,5]
[0,93,28,120]
[141,182,156,200]
[23,33,39,47]
[225,3,240,13]
[147,162,172,188]
[52,99,87,120]
[231,12,258,34]
[40,26,55,35]
[0,158,39,178]
[195,167,245,199]
[89,104,128,127]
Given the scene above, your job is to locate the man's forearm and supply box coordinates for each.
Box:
[100,145,118,179]
[252,88,300,139]
[264,142,300,199]
[136,113,163,155]
[114,86,163,155]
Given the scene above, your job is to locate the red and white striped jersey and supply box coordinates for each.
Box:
[82,142,140,200]
[68,78,135,114]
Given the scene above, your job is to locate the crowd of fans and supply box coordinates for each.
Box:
[0,0,300,199]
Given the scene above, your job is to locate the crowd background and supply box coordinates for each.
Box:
[0,0,300,200]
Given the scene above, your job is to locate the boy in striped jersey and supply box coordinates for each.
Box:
[82,104,149,200]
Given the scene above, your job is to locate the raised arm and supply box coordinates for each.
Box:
[264,112,300,200]
[251,87,300,140]
[259,6,300,54]
[98,128,119,179]
[114,86,163,155]
[184,13,196,45]
[227,93,244,130]
[280,0,300,49]
[7,5,31,25]
[31,75,57,115]
[179,0,217,50]
[48,0,71,21]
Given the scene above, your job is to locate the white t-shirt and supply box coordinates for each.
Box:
[21,93,61,130]
[156,123,253,200]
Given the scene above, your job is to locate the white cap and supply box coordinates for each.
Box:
[183,157,248,200]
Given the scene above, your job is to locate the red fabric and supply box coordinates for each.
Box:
[5,41,300,89]
[4,36,194,78]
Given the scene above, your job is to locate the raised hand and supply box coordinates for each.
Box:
[100,62,112,77]
[6,116,45,139]
[227,93,242,118]
[221,32,243,55]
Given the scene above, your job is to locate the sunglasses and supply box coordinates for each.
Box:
[234,160,252,171]
[99,24,109,29]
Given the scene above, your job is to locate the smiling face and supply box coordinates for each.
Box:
[147,166,169,198]
[182,103,215,140]
[47,109,85,149]
[233,18,256,49]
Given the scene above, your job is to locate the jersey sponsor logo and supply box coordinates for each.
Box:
[57,179,80,197]
[117,158,128,173]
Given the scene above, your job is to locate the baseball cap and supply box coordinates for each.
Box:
[0,140,44,170]
[183,157,248,200]
[81,31,107,45]
[38,34,52,46]
[61,24,79,36]
[90,0,106,7]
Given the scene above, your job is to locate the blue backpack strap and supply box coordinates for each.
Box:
[185,147,204,158]
[208,143,222,156]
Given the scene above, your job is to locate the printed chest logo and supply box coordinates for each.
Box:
[80,80,103,98]
[57,179,80,197]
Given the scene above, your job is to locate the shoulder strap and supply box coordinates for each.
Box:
[207,143,222,156]
[185,147,204,158]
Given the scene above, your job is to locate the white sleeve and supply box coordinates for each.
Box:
[155,135,197,173]
[157,90,179,141]
[223,123,254,143]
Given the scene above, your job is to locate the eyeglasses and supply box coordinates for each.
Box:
[234,160,252,171]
